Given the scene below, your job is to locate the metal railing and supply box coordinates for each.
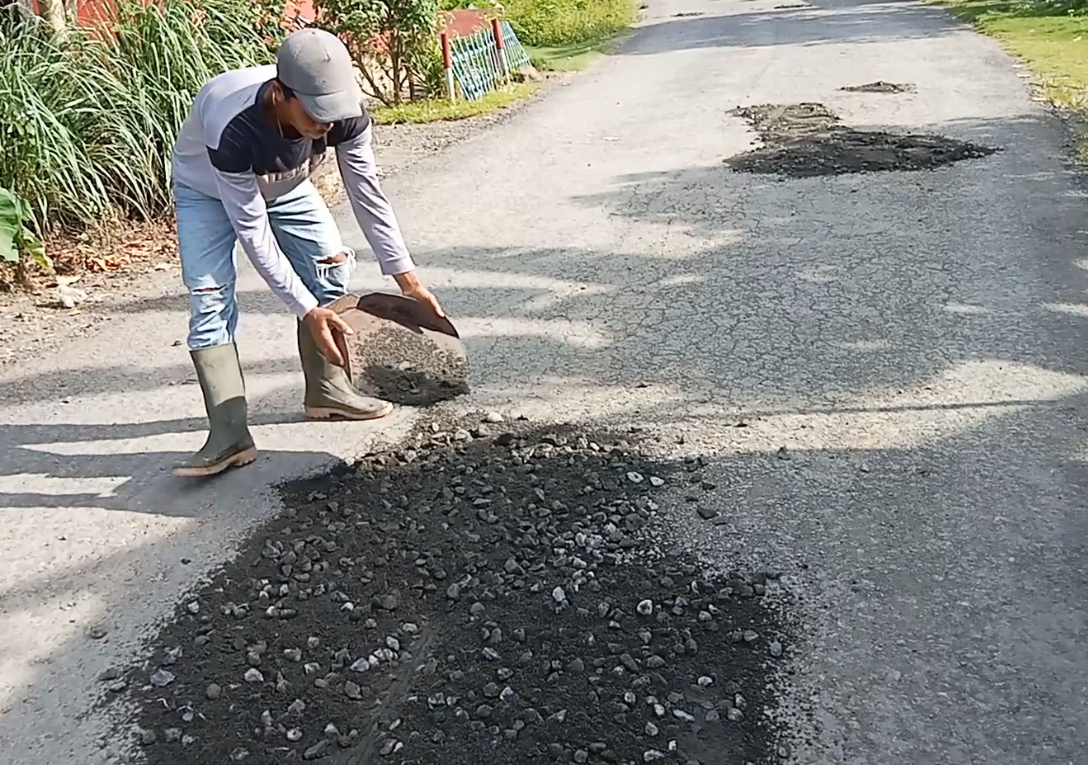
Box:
[445,19,532,102]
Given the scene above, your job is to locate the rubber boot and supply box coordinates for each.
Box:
[297,320,394,420]
[172,343,257,477]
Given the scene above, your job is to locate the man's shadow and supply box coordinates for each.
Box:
[0,391,416,518]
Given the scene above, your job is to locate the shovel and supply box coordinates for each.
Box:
[326,292,469,407]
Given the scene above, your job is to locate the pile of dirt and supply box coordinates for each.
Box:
[725,102,998,177]
[99,417,789,765]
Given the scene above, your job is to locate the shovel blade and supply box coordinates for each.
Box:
[328,293,469,407]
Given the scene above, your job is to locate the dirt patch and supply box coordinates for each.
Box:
[839,81,915,94]
[725,102,998,178]
[100,417,789,765]
[347,322,470,407]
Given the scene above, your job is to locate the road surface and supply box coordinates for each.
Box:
[2,0,1086,762]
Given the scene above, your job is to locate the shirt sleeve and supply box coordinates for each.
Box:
[212,169,319,319]
[333,122,415,276]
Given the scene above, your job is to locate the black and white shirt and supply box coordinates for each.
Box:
[172,64,414,317]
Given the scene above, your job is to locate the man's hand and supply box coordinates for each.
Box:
[303,306,354,366]
[394,270,445,318]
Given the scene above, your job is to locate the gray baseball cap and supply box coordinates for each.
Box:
[276,28,364,123]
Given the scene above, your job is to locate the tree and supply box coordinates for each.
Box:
[313,0,442,106]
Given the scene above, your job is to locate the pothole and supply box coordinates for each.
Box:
[99,416,789,765]
[725,102,998,177]
[839,81,915,94]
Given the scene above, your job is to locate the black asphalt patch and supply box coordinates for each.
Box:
[726,102,998,177]
[99,416,789,765]
[838,81,915,94]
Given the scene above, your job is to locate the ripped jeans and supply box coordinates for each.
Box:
[175,180,354,350]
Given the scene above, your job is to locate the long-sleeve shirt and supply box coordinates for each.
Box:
[170,64,415,318]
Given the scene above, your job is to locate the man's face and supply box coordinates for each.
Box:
[273,82,333,139]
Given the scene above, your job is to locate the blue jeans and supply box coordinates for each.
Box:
[175,180,354,350]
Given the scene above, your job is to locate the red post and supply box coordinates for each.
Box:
[491,17,510,80]
[440,32,455,101]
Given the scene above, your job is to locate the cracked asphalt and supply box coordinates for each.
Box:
[2,0,1087,763]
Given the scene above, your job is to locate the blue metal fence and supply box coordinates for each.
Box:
[498,20,532,71]
[448,20,533,102]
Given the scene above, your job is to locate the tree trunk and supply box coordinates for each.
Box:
[39,0,69,40]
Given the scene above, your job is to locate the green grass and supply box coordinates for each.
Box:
[372,82,541,124]
[502,0,639,47]
[0,0,281,235]
[526,34,626,71]
[936,0,1088,108]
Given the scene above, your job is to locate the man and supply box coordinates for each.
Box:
[170,27,443,478]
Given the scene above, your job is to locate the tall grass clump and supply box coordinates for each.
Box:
[501,0,638,46]
[0,0,286,240]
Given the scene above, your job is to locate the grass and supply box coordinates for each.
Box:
[0,0,280,235]
[502,0,639,47]
[441,0,639,71]
[377,0,643,124]
[936,0,1088,108]
[372,82,541,124]
[526,34,626,71]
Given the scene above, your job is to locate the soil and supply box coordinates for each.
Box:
[99,415,789,765]
[725,102,999,178]
[838,81,915,94]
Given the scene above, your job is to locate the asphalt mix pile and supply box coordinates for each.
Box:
[101,415,788,765]
[725,102,998,177]
[838,81,915,94]
[346,322,470,407]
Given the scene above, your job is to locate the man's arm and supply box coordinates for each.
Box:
[333,122,416,276]
[212,169,320,319]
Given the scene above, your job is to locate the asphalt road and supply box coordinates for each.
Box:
[2,0,1087,763]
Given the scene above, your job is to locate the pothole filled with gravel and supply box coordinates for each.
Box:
[725,102,997,177]
[100,415,788,765]
[838,81,915,94]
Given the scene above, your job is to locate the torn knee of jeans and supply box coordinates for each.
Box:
[317,252,349,265]
[191,285,225,294]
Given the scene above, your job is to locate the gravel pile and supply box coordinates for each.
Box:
[726,102,998,177]
[838,81,915,94]
[347,322,470,407]
[102,415,786,765]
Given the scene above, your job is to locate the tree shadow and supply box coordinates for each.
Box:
[934,0,1086,22]
[4,389,1088,764]
[618,0,961,57]
[6,110,1088,503]
[4,101,1088,763]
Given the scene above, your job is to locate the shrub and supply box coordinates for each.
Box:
[313,0,444,105]
[0,0,285,246]
[0,187,48,272]
[502,0,638,47]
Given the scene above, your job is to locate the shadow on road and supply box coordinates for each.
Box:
[621,0,961,56]
[3,87,1088,761]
